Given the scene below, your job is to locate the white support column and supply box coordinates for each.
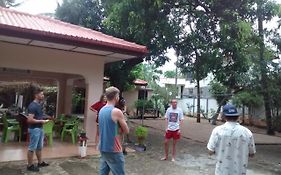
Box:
[84,73,104,146]
[56,78,74,116]
[64,79,74,114]
[56,79,66,116]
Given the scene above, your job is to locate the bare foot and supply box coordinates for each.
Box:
[171,158,175,162]
[161,157,168,161]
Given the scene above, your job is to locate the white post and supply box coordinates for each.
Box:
[84,74,104,146]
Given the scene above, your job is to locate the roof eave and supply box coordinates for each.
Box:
[0,24,149,57]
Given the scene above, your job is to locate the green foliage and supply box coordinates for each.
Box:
[164,70,176,78]
[72,87,85,114]
[135,126,148,138]
[55,0,281,130]
[56,0,104,31]
[209,80,228,105]
[141,63,162,89]
[232,91,263,108]
[134,100,154,109]
[104,60,143,92]
[55,0,179,91]
[102,0,179,66]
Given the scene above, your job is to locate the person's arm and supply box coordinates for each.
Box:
[113,108,129,134]
[90,102,98,113]
[179,109,184,127]
[248,133,256,158]
[207,128,218,155]
[165,109,169,130]
[27,114,49,124]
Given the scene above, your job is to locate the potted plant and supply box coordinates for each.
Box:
[135,125,148,146]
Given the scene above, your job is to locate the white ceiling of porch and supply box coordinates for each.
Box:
[0,35,137,63]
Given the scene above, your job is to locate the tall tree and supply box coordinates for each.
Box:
[56,0,104,31]
[208,0,257,124]
[56,0,181,91]
[102,0,180,65]
[256,0,280,135]
[101,1,182,90]
[175,1,219,123]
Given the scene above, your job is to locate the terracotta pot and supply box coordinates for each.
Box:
[137,136,145,145]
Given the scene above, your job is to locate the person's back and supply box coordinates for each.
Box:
[208,122,255,174]
[99,105,122,153]
[207,104,256,175]
[97,87,129,175]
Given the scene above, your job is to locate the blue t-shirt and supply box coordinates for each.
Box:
[28,101,44,128]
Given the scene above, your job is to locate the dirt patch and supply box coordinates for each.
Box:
[0,167,23,175]
[60,160,98,175]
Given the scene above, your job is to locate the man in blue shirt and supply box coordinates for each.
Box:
[26,88,50,172]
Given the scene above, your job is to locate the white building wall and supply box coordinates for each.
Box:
[178,98,218,118]
[0,42,105,145]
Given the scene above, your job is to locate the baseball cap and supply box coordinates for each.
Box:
[223,104,239,117]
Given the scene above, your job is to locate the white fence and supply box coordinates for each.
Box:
[177,98,218,118]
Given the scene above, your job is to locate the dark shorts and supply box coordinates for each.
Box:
[165,130,180,140]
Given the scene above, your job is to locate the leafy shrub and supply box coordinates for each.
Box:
[135,126,148,138]
[134,100,154,109]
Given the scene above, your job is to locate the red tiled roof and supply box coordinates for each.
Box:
[0,7,148,55]
[133,79,148,86]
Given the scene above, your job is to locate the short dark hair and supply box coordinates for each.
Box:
[33,87,43,97]
[105,86,119,101]
[116,97,125,110]
[225,116,239,121]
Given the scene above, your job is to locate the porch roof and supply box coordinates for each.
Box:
[0,7,148,62]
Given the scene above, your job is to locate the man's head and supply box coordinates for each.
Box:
[223,104,239,121]
[33,88,44,102]
[105,86,120,105]
[171,99,177,109]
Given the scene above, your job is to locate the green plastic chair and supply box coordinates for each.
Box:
[2,115,21,143]
[61,119,78,144]
[43,120,54,146]
[54,114,65,136]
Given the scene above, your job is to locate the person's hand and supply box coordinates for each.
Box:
[42,119,49,124]
[178,130,181,134]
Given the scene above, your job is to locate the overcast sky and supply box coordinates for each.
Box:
[14,0,281,71]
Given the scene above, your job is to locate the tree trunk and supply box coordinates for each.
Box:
[196,78,201,123]
[242,105,245,124]
[257,1,274,135]
[211,105,221,125]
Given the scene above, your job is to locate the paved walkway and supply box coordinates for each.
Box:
[0,125,280,175]
[131,117,281,145]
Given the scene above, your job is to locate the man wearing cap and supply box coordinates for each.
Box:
[207,104,256,175]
